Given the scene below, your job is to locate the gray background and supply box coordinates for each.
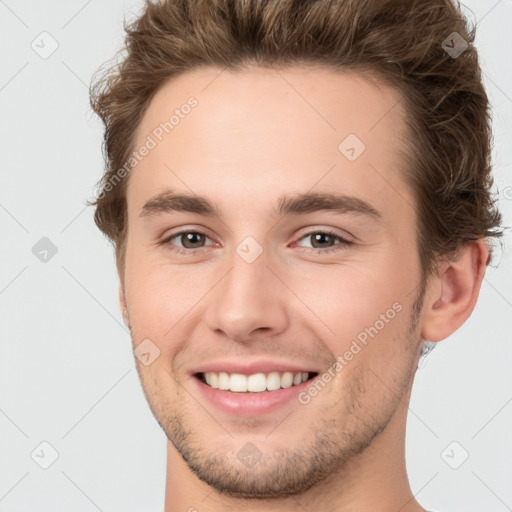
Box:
[0,1,510,511]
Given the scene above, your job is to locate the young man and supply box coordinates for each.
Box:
[89,0,503,510]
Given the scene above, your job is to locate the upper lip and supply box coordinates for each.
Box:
[191,359,321,376]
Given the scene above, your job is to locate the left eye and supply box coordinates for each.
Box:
[294,230,353,252]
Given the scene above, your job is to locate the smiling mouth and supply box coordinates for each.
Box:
[195,371,319,393]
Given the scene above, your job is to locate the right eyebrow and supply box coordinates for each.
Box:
[139,190,220,218]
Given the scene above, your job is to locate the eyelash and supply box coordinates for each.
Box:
[159,229,353,256]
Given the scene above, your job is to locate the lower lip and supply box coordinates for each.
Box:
[192,374,316,417]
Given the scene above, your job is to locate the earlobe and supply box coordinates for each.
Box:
[420,240,489,342]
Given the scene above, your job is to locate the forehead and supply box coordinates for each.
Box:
[128,65,413,222]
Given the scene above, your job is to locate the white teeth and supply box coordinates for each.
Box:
[229,373,248,392]
[267,372,281,391]
[280,371,293,389]
[247,373,267,392]
[202,371,312,392]
[218,372,230,390]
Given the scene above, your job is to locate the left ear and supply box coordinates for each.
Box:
[420,239,490,342]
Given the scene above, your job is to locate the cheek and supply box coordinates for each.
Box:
[292,262,403,334]
[290,263,413,384]
[124,261,209,345]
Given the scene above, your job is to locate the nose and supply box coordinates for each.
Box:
[203,243,289,343]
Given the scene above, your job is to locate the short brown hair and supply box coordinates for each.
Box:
[88,0,504,284]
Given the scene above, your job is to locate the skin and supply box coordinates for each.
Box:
[118,65,489,512]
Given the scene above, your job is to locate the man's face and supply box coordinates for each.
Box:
[122,65,427,498]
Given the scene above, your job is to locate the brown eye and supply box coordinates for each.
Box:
[161,230,214,255]
[309,232,338,249]
[178,232,207,249]
[295,230,353,254]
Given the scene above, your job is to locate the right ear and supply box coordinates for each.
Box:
[119,285,130,327]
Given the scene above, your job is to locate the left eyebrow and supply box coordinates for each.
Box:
[139,189,382,221]
[275,191,382,220]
